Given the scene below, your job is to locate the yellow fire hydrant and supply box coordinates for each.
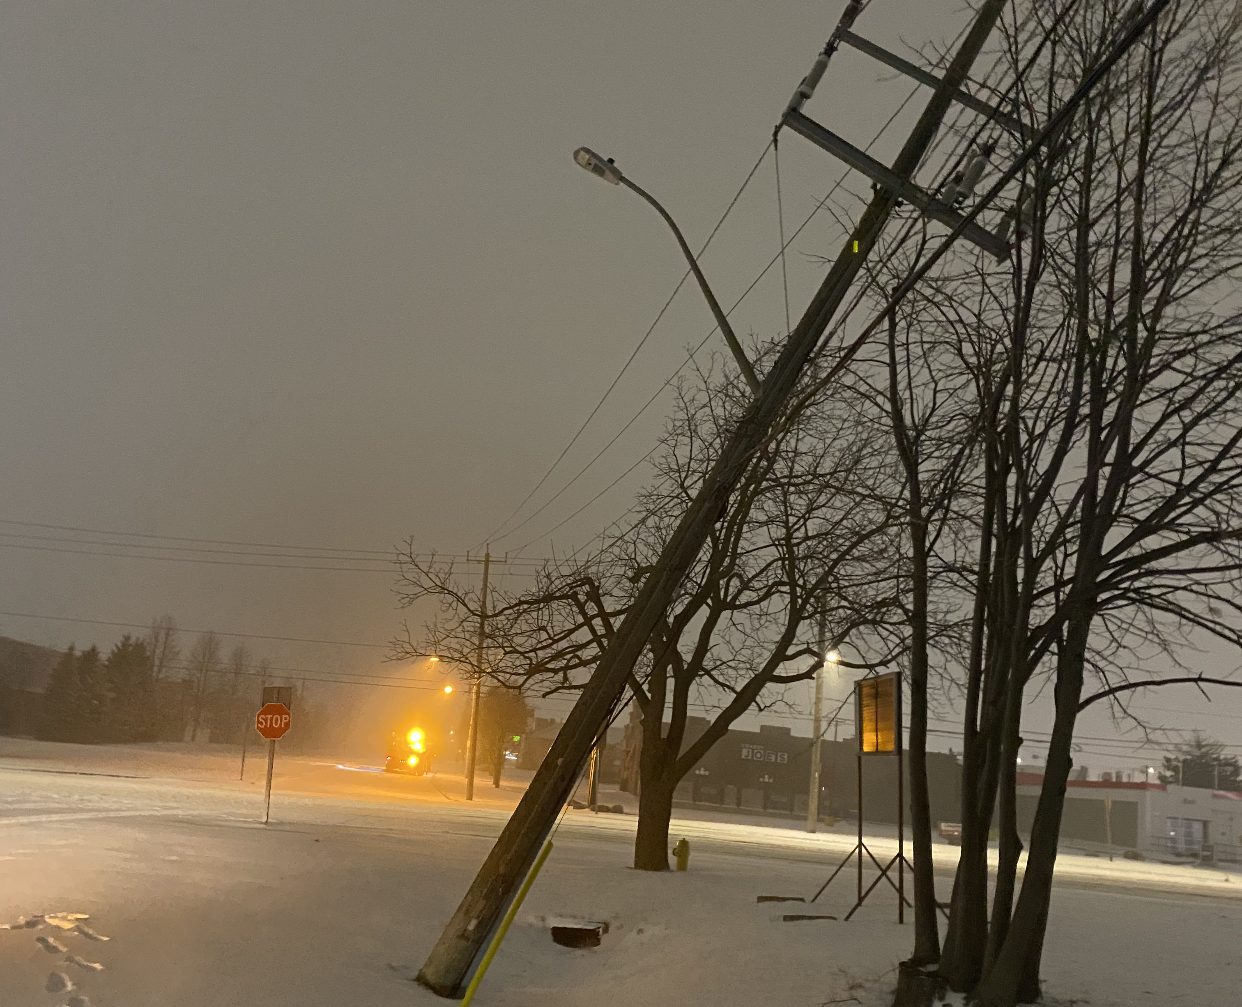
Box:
[673,837,690,871]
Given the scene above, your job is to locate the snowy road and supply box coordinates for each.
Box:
[0,745,1239,1006]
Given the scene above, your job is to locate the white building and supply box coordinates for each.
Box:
[1015,771,1242,862]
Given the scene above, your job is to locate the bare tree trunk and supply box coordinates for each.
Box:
[885,305,941,966]
[491,743,504,788]
[942,640,1007,990]
[940,440,1001,989]
[634,772,676,871]
[984,690,1024,972]
[906,521,940,964]
[976,622,1087,1006]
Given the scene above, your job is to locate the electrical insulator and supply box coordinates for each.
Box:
[996,191,1035,244]
[943,144,995,207]
[785,48,831,116]
[1016,191,1036,237]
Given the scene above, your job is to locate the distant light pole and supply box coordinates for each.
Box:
[806,636,839,833]
[572,146,761,396]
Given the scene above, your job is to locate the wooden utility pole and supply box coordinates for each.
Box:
[417,0,1009,994]
[464,547,491,801]
[807,612,828,833]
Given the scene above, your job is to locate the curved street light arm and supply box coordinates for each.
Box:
[618,175,762,395]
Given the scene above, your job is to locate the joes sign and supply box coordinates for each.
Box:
[255,702,292,741]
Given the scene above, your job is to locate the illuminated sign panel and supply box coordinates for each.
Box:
[856,673,900,754]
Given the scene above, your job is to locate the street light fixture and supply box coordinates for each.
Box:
[572,146,762,396]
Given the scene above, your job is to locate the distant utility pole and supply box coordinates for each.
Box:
[586,742,601,810]
[463,547,492,802]
[807,612,828,833]
[417,0,1009,995]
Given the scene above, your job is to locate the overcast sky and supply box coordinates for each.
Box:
[3,1,1238,768]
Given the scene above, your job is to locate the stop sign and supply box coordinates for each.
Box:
[255,702,291,740]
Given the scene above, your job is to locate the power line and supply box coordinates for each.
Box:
[0,517,393,556]
[503,20,989,553]
[0,610,389,650]
[0,541,399,573]
[0,530,397,565]
[160,659,450,693]
[0,517,554,566]
[0,537,555,574]
[516,443,654,553]
[474,141,777,550]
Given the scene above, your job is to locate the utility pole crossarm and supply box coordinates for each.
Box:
[836,30,1029,139]
[783,110,1011,260]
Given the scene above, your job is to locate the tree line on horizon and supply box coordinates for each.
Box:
[35,615,324,748]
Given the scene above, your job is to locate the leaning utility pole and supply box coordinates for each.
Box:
[418,0,1009,994]
[463,547,492,801]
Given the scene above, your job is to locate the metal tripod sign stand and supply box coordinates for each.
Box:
[810,672,913,922]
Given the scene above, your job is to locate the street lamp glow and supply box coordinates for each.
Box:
[442,684,454,695]
[427,656,440,663]
[823,649,840,666]
[573,147,623,185]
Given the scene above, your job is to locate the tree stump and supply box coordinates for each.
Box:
[891,960,948,1007]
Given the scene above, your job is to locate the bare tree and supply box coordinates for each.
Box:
[397,355,906,869]
[872,2,1242,1003]
[146,615,179,683]
[185,631,222,742]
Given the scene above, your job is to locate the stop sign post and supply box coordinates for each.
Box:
[255,701,292,824]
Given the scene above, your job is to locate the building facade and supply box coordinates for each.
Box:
[1016,770,1242,861]
[622,715,962,826]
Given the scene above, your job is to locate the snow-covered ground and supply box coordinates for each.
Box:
[0,739,1237,1006]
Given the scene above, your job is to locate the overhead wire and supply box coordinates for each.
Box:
[156,659,451,693]
[0,517,554,566]
[0,610,389,650]
[0,530,401,565]
[472,141,777,551]
[774,138,792,335]
[505,73,942,553]
[509,0,1046,554]
[507,0,1061,557]
[0,516,391,556]
[0,540,397,573]
[0,524,554,573]
[804,0,1167,394]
